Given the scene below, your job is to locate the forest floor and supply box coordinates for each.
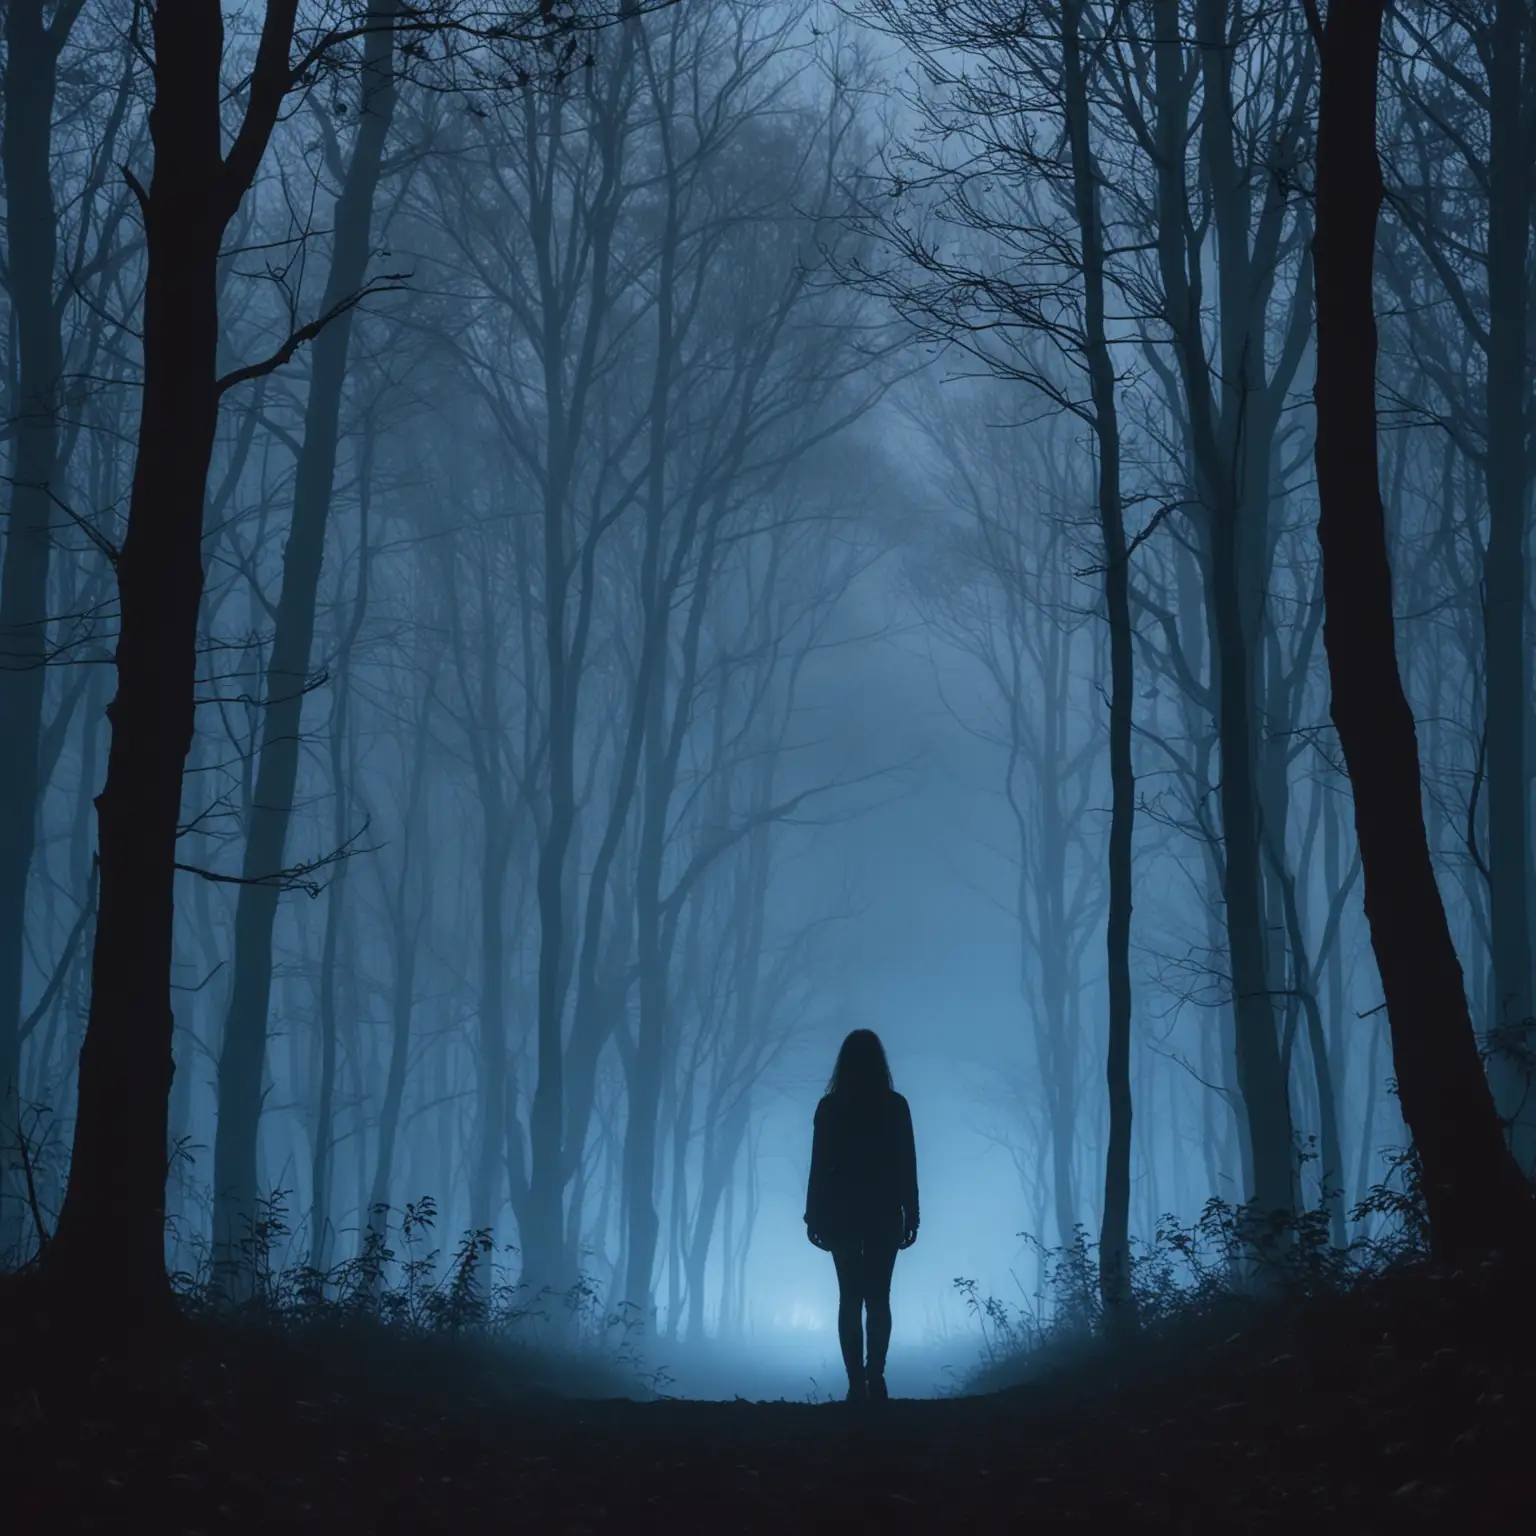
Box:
[4,1258,1533,1533]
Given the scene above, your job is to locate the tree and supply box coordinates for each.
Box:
[1306,0,1535,1261]
[615,24,886,1316]
[402,1,885,1305]
[211,0,403,1285]
[1107,0,1315,1237]
[854,0,1139,1313]
[0,0,128,1259]
[1378,1,1536,1167]
[307,416,373,1270]
[39,0,320,1314]
[19,0,649,1317]
[907,399,1106,1259]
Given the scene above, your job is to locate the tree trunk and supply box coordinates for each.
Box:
[1480,0,1536,1170]
[310,861,343,1272]
[1322,772,1347,1172]
[470,816,511,1243]
[44,0,305,1313]
[1152,0,1296,1234]
[0,0,77,1256]
[308,489,369,1272]
[212,0,399,1277]
[1021,720,1080,1252]
[664,1065,690,1340]
[684,1096,750,1342]
[365,661,431,1245]
[623,854,668,1315]
[367,913,418,1241]
[718,1152,736,1338]
[1310,0,1535,1260]
[1267,833,1347,1247]
[520,38,643,1299]
[525,757,573,1297]
[1353,1011,1385,1226]
[1061,0,1135,1318]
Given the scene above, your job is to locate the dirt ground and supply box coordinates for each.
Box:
[6,1263,1532,1533]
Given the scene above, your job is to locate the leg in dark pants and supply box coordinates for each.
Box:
[831,1245,865,1394]
[862,1240,898,1387]
[832,1238,900,1398]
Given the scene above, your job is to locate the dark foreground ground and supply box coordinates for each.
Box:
[4,1261,1533,1533]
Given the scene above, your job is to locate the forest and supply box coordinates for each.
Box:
[2,0,1535,1527]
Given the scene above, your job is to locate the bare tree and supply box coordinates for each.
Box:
[907,397,1105,1257]
[1378,1,1536,1166]
[1105,0,1315,1238]
[851,0,1140,1310]
[35,0,612,1314]
[211,0,403,1285]
[0,0,134,1258]
[1307,0,1535,1261]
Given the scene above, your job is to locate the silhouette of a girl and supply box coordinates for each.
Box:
[804,1029,919,1401]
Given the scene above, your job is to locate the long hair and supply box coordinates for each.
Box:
[826,1028,894,1100]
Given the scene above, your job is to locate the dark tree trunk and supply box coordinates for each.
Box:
[1152,0,1295,1233]
[0,0,78,1255]
[212,1,399,1276]
[1062,0,1135,1317]
[44,0,304,1313]
[1310,0,1535,1260]
[1481,0,1536,1169]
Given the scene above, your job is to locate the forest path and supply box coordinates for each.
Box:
[11,1328,1524,1533]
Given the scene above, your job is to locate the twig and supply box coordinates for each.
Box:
[0,477,121,566]
[17,858,98,1046]
[1466,720,1491,885]
[215,275,411,396]
[13,1110,53,1256]
[175,817,377,899]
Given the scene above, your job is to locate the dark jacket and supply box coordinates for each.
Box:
[804,1089,919,1246]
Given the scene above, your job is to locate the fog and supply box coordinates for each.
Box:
[4,0,1530,1404]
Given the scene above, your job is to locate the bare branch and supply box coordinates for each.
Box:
[175,819,379,900]
[215,274,411,396]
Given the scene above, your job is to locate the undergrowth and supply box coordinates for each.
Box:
[2,1176,669,1406]
[171,1188,672,1403]
[956,1143,1437,1395]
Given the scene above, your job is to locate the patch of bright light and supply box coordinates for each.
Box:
[769,1302,826,1332]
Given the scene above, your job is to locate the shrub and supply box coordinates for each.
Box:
[164,1188,658,1403]
[957,1149,1432,1394]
